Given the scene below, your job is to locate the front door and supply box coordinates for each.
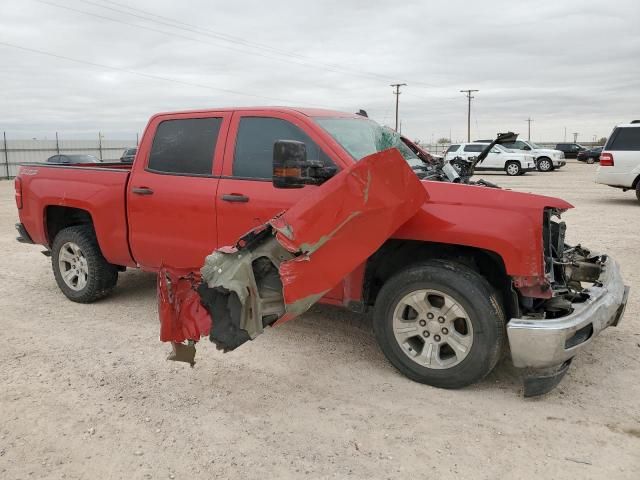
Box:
[215,111,344,299]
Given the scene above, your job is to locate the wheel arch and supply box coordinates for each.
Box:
[45,205,94,247]
[362,240,518,319]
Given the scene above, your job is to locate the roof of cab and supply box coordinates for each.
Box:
[150,106,361,119]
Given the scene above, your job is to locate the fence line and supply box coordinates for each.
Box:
[1,132,136,178]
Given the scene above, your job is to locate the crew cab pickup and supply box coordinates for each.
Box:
[14,107,629,395]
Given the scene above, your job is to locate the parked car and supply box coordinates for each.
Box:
[501,139,566,172]
[120,147,137,163]
[46,154,101,164]
[444,143,536,175]
[577,146,603,164]
[595,122,640,201]
[554,143,587,158]
[14,107,629,396]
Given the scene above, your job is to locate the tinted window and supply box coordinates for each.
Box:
[445,144,460,154]
[47,155,61,163]
[233,117,332,179]
[148,118,221,175]
[503,141,527,150]
[463,144,485,152]
[607,128,640,151]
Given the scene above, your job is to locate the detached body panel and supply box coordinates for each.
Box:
[190,148,428,351]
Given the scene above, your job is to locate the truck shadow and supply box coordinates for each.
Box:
[105,270,526,395]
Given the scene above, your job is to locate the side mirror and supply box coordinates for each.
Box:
[273,140,308,189]
[273,140,337,189]
[523,145,531,151]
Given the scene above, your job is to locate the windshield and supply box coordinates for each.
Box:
[529,142,542,149]
[314,117,422,168]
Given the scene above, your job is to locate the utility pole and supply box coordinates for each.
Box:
[525,117,533,141]
[572,132,579,143]
[55,132,60,154]
[460,89,479,142]
[3,131,9,179]
[390,83,407,132]
[564,127,567,142]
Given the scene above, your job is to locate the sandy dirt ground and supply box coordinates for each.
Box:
[1,160,639,479]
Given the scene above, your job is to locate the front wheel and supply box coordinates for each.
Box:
[636,182,640,202]
[587,157,595,164]
[537,157,553,172]
[505,161,521,176]
[51,225,118,303]
[373,261,506,389]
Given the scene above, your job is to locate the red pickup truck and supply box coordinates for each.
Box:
[14,107,629,395]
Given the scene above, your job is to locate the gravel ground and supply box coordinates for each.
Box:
[1,160,638,479]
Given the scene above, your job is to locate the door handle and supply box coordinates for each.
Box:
[132,187,154,195]
[222,193,250,203]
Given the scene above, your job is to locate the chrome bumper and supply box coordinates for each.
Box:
[508,257,629,369]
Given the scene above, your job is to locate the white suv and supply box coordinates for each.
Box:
[501,139,566,172]
[595,122,640,202]
[444,143,536,176]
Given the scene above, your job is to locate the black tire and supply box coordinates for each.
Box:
[51,225,118,303]
[537,157,553,172]
[636,181,640,202]
[587,157,595,164]
[373,260,506,389]
[505,161,521,176]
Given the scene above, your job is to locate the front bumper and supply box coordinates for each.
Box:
[508,256,629,369]
[553,160,566,167]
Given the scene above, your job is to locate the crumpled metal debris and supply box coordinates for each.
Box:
[158,147,427,361]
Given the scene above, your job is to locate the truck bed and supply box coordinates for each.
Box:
[17,162,135,267]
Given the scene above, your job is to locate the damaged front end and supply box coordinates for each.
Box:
[508,208,630,396]
[158,144,427,363]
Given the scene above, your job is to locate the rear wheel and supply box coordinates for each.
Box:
[636,182,640,202]
[373,261,506,389]
[537,157,553,172]
[51,225,118,303]
[505,161,521,176]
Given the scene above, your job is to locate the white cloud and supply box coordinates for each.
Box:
[0,0,638,142]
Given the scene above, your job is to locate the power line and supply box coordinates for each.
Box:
[34,0,436,88]
[390,83,407,132]
[0,40,304,104]
[460,89,479,142]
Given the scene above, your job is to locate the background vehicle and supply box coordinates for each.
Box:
[595,122,640,201]
[555,143,586,158]
[445,143,536,176]
[46,154,101,164]
[14,107,627,394]
[577,146,603,164]
[501,139,566,172]
[119,147,137,163]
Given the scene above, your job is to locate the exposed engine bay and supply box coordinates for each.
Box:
[519,208,606,321]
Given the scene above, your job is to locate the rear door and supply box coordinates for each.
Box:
[127,112,230,270]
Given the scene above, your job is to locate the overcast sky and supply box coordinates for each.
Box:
[1,0,639,143]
